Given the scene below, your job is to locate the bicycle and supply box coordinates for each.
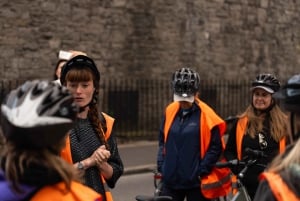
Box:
[150,169,231,201]
[215,148,267,201]
[137,116,249,201]
[153,170,163,196]
[135,170,172,201]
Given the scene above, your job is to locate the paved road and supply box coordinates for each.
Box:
[111,141,158,201]
[118,141,158,175]
[111,172,155,201]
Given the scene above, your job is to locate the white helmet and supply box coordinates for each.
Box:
[1,80,78,148]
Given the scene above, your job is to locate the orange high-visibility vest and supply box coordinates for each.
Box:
[163,98,232,199]
[260,172,299,201]
[31,181,102,201]
[61,112,115,201]
[236,116,286,160]
[231,116,286,195]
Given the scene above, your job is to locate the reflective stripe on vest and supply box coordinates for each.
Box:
[201,170,232,190]
[230,175,238,195]
[261,172,299,201]
[163,98,231,199]
[236,116,286,160]
[60,112,115,201]
[200,157,232,199]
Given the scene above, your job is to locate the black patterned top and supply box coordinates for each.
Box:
[69,118,123,196]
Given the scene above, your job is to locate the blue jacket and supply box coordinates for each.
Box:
[157,103,222,189]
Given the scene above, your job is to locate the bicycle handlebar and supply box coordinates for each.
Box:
[215,148,267,169]
[237,159,257,179]
[224,116,238,124]
[215,159,243,168]
[245,148,267,158]
[216,148,267,179]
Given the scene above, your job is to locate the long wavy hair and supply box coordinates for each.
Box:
[65,67,109,149]
[0,138,81,192]
[239,104,288,142]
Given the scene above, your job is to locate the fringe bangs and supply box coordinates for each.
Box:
[66,68,94,82]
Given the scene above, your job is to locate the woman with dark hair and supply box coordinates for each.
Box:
[60,55,123,201]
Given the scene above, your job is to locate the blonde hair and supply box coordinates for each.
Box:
[1,140,81,192]
[239,104,288,142]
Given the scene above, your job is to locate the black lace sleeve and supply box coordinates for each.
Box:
[105,131,124,188]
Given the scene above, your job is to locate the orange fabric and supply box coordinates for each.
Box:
[163,102,179,143]
[197,99,226,156]
[233,117,286,196]
[163,99,226,149]
[61,135,73,164]
[101,113,114,140]
[235,116,286,160]
[235,117,248,160]
[279,138,286,153]
[261,172,299,201]
[60,112,115,201]
[31,181,102,201]
[163,98,231,199]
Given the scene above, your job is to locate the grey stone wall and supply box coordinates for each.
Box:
[1,0,300,81]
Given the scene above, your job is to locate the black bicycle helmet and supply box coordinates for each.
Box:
[171,67,200,97]
[60,55,100,86]
[1,80,78,148]
[251,73,280,94]
[273,74,300,113]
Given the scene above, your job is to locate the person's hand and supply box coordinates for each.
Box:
[91,145,111,167]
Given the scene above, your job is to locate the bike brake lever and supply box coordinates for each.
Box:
[238,159,257,179]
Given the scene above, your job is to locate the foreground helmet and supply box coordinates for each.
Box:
[60,55,100,86]
[1,80,78,148]
[251,73,280,94]
[172,67,200,97]
[273,74,300,113]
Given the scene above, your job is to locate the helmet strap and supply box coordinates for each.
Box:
[290,112,295,141]
[79,104,89,113]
